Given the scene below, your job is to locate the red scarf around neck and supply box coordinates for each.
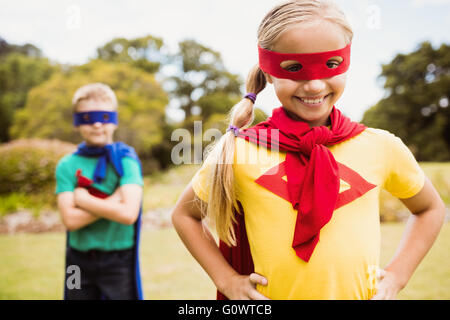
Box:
[237,106,366,262]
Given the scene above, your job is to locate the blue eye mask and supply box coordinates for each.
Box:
[73,111,118,126]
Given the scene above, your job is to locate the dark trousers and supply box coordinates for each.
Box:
[65,246,137,300]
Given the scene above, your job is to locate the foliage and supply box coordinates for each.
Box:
[96,35,165,73]
[10,59,169,159]
[0,40,56,142]
[201,106,268,134]
[0,192,53,217]
[167,39,242,129]
[362,42,450,161]
[0,36,43,58]
[252,107,270,126]
[0,193,32,217]
[2,36,263,170]
[0,139,76,194]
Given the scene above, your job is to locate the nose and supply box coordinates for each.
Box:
[302,79,326,94]
[92,122,102,128]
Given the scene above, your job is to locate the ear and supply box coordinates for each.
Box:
[264,72,273,84]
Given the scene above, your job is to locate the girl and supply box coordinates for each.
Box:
[171,0,445,300]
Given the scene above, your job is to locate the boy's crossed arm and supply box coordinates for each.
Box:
[58,184,143,231]
[58,191,101,231]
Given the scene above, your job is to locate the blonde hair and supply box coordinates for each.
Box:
[72,82,118,112]
[204,0,353,246]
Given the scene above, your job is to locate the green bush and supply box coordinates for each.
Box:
[0,193,29,216]
[0,190,55,217]
[0,139,76,194]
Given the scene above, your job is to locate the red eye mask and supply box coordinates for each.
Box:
[258,43,351,80]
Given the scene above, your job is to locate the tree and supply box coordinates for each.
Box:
[11,59,169,171]
[362,42,450,161]
[0,36,43,58]
[0,38,56,142]
[96,35,165,74]
[167,39,243,130]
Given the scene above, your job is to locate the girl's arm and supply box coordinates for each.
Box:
[171,182,269,300]
[372,177,446,300]
[73,184,142,225]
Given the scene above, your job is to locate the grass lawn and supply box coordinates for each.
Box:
[0,223,449,300]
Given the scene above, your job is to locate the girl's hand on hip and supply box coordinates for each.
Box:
[370,269,403,300]
[223,273,270,300]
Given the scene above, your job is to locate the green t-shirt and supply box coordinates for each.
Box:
[55,153,143,252]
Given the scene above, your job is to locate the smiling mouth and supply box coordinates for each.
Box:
[296,93,332,105]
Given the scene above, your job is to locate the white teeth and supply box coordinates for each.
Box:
[300,97,324,104]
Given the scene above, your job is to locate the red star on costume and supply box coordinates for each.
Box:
[255,161,376,209]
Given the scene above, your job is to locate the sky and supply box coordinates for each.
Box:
[1,0,450,122]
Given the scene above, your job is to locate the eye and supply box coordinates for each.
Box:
[326,56,343,69]
[83,114,90,121]
[103,113,110,121]
[280,60,303,72]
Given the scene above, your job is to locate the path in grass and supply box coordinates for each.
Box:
[0,223,449,300]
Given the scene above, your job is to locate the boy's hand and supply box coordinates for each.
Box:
[222,273,270,300]
[370,269,403,300]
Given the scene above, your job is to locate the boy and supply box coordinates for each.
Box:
[55,83,144,300]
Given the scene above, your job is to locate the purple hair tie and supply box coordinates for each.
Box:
[244,93,257,104]
[227,125,240,137]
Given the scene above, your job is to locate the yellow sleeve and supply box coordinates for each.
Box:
[191,155,214,203]
[383,132,425,199]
